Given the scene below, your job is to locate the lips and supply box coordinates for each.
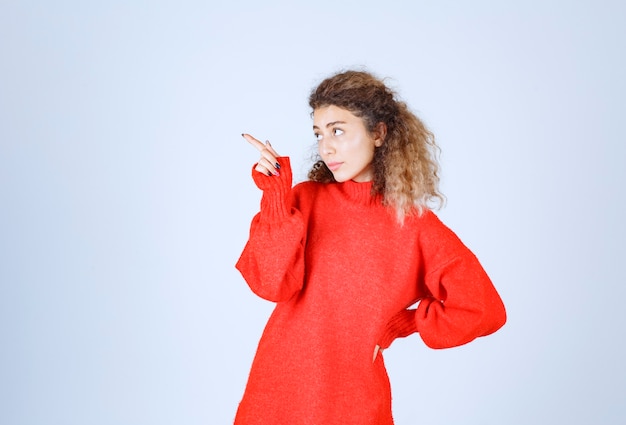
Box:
[326,161,343,171]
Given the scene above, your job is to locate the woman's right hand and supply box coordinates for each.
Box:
[242,133,282,177]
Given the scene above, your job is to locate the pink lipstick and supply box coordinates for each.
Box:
[326,162,342,171]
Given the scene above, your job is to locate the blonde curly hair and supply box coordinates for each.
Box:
[308,70,444,221]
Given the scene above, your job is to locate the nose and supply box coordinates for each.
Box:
[319,138,335,156]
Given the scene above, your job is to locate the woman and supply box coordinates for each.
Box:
[235,70,506,424]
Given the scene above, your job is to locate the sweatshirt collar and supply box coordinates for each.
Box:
[335,179,381,206]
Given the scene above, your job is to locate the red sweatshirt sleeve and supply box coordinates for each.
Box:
[379,213,506,350]
[235,157,306,302]
[414,213,506,349]
[378,309,418,349]
[416,254,506,348]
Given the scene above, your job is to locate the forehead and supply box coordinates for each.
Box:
[313,105,361,127]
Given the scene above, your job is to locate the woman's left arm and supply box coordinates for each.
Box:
[378,213,506,351]
[415,251,506,349]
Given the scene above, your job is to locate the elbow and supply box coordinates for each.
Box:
[468,296,506,340]
[418,302,506,349]
[485,299,507,335]
[235,255,304,303]
[250,281,300,303]
[237,264,301,303]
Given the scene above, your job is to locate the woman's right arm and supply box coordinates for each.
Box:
[235,135,306,302]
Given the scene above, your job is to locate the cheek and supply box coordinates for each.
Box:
[356,143,376,161]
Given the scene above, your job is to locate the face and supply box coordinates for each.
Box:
[312,105,383,183]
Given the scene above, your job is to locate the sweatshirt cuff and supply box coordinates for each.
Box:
[379,309,418,349]
[251,157,293,221]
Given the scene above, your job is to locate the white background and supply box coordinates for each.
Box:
[1,1,625,424]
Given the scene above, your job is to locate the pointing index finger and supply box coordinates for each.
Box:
[242,133,266,152]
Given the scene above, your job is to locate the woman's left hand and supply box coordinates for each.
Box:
[373,345,383,362]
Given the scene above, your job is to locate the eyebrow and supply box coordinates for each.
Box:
[312,121,347,130]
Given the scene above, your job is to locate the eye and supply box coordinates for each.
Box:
[333,128,344,136]
[314,133,323,142]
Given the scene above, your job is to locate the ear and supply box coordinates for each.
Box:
[373,122,387,147]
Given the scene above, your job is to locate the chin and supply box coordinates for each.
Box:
[331,173,350,183]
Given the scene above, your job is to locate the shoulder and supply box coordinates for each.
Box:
[291,180,327,207]
[406,209,444,229]
[408,210,467,248]
[293,180,325,197]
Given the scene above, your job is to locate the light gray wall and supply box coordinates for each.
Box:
[1,1,624,424]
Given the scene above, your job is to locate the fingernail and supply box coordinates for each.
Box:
[273,170,280,176]
[275,162,281,169]
[266,171,273,177]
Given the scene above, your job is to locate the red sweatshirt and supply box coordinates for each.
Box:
[235,158,506,425]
